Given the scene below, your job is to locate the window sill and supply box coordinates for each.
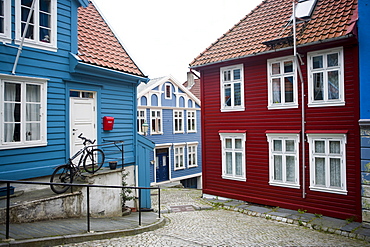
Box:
[0,142,47,150]
[309,186,347,195]
[269,181,300,189]
[268,104,298,110]
[222,175,246,182]
[221,107,245,113]
[308,101,345,108]
[174,167,186,171]
[188,165,198,168]
[14,39,57,53]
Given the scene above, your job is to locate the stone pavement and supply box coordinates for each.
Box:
[1,185,370,246]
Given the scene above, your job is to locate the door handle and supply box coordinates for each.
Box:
[73,128,78,131]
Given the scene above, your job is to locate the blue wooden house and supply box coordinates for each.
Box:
[137,75,202,188]
[0,0,153,206]
[359,0,370,222]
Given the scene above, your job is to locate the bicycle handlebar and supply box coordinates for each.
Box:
[78,133,96,145]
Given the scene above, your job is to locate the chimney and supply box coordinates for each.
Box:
[187,72,195,88]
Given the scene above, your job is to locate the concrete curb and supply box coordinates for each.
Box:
[0,217,166,247]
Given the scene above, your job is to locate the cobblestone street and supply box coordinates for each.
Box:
[56,188,370,247]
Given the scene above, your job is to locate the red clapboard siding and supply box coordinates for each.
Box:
[200,41,361,221]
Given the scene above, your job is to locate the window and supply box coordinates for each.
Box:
[267,57,298,109]
[219,131,246,181]
[165,83,172,99]
[187,143,198,168]
[137,109,146,134]
[15,0,57,51]
[1,76,47,149]
[187,110,196,132]
[173,110,184,133]
[150,110,162,134]
[220,64,244,112]
[308,47,344,107]
[174,145,185,170]
[307,133,347,195]
[0,0,11,42]
[266,132,300,188]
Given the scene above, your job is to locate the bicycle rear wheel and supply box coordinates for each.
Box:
[83,148,105,173]
[50,165,74,194]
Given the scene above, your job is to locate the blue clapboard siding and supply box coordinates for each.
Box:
[0,1,80,180]
[137,76,202,184]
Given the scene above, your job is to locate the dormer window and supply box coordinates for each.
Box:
[0,0,11,43]
[294,0,318,20]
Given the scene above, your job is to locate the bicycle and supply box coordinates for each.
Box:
[50,133,105,194]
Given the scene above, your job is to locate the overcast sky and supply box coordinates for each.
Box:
[92,0,263,82]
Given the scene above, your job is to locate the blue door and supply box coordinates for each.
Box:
[156,148,169,182]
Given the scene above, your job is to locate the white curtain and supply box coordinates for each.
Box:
[26,84,41,141]
[4,83,16,142]
[329,141,341,187]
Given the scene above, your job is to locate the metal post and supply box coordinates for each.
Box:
[6,182,10,239]
[87,187,90,232]
[138,189,142,226]
[158,188,161,218]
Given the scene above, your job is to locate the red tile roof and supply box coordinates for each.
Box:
[183,79,201,100]
[78,2,145,77]
[190,0,357,68]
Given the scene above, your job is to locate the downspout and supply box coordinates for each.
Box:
[293,1,306,199]
[12,0,36,75]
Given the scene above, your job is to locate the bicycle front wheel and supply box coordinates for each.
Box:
[83,148,105,173]
[50,165,74,194]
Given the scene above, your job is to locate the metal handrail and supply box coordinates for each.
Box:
[0,180,160,240]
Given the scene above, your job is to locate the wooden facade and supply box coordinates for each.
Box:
[191,0,361,220]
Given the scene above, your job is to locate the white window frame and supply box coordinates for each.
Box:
[173,110,184,133]
[267,56,298,109]
[174,144,185,170]
[187,110,196,133]
[307,47,345,107]
[266,133,300,189]
[307,133,347,195]
[219,131,246,181]
[0,0,11,43]
[150,109,162,135]
[187,142,198,168]
[137,109,146,134]
[0,75,47,150]
[15,0,57,52]
[164,83,172,99]
[220,64,244,112]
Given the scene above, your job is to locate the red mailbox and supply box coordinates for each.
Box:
[103,116,114,131]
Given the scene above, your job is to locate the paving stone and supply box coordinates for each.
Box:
[341,222,362,232]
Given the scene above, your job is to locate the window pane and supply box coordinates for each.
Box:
[286,140,295,152]
[327,53,338,67]
[235,152,242,176]
[286,156,295,182]
[284,76,294,103]
[224,70,231,81]
[330,158,341,187]
[329,141,340,154]
[274,155,282,181]
[313,55,323,69]
[26,84,41,102]
[233,69,241,80]
[273,140,282,151]
[234,83,241,106]
[5,83,21,102]
[313,72,323,100]
[225,138,232,148]
[0,0,4,34]
[70,91,79,97]
[272,78,281,103]
[235,139,242,149]
[226,152,233,175]
[272,63,280,75]
[26,104,40,121]
[224,84,231,106]
[26,123,41,141]
[328,70,339,100]
[315,157,325,186]
[284,61,293,73]
[4,123,21,142]
[314,141,325,153]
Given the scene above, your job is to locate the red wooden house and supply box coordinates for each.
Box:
[190,0,360,221]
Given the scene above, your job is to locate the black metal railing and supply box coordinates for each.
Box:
[0,180,161,240]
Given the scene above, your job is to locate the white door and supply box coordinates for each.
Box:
[70,90,97,157]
